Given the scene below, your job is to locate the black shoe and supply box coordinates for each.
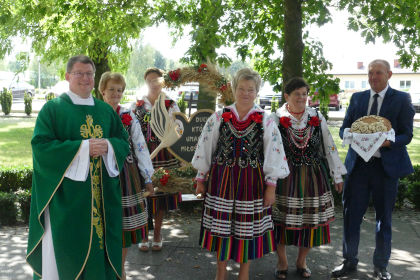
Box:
[374,267,391,280]
[331,261,357,278]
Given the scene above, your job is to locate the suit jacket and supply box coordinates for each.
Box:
[340,87,415,179]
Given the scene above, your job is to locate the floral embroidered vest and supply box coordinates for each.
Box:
[212,108,264,168]
[278,115,323,166]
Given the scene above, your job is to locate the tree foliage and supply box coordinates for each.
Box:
[220,0,340,105]
[156,0,232,110]
[338,0,420,71]
[0,0,153,98]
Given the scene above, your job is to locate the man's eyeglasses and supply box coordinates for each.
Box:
[70,72,95,78]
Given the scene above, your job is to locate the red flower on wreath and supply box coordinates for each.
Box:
[308,116,321,127]
[198,63,208,73]
[169,69,181,81]
[165,100,171,108]
[136,100,145,107]
[160,174,170,186]
[121,114,132,126]
[222,111,233,122]
[219,84,227,91]
[250,113,263,123]
[280,116,292,128]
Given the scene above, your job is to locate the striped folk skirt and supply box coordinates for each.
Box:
[272,161,335,247]
[120,160,149,248]
[148,191,182,215]
[199,163,276,263]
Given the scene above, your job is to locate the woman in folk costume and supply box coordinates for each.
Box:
[99,72,154,279]
[132,67,184,251]
[192,68,290,280]
[271,77,346,279]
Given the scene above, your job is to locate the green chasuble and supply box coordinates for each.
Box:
[26,94,129,279]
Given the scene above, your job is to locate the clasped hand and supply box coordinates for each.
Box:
[89,138,108,157]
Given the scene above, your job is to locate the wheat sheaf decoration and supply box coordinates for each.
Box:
[162,63,235,106]
[149,92,182,159]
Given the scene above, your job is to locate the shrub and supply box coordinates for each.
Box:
[407,181,420,210]
[0,167,33,193]
[0,87,13,115]
[400,165,420,209]
[177,92,187,114]
[17,190,31,224]
[0,192,17,226]
[45,92,55,101]
[271,96,279,113]
[24,91,33,116]
[120,95,130,104]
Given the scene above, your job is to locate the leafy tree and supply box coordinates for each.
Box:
[125,41,156,89]
[338,0,419,71]
[154,51,166,69]
[214,0,415,114]
[221,0,339,113]
[28,58,64,88]
[8,52,30,79]
[158,0,231,110]
[0,0,153,99]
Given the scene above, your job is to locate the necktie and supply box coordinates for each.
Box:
[370,94,379,115]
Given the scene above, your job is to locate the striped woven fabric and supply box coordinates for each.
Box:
[120,160,149,247]
[272,163,335,229]
[272,159,335,247]
[148,192,182,215]
[200,228,276,263]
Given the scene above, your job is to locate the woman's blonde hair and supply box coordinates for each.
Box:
[232,68,262,94]
[99,72,126,93]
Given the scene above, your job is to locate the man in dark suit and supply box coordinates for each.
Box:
[332,59,415,280]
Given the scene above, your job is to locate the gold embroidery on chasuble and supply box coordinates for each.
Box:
[81,115,105,249]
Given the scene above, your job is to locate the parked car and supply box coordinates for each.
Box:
[176,84,199,108]
[411,92,420,113]
[308,91,341,111]
[9,81,35,98]
[257,83,282,109]
[0,80,35,98]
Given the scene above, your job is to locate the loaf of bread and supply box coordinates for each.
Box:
[350,115,391,133]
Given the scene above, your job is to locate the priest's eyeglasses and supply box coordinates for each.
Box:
[70,72,95,78]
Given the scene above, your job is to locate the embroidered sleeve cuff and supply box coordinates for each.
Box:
[265,177,277,187]
[195,171,207,181]
[144,178,152,184]
[334,176,343,184]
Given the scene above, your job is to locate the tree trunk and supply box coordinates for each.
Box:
[197,83,216,111]
[93,57,110,100]
[282,0,304,101]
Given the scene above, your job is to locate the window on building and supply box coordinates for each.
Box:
[400,80,411,89]
[361,81,367,88]
[345,81,355,89]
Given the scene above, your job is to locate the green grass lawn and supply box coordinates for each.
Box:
[329,126,420,165]
[0,118,419,168]
[0,118,35,167]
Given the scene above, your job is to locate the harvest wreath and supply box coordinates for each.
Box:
[151,164,197,194]
[162,63,235,106]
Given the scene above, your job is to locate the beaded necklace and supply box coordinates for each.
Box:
[284,114,314,159]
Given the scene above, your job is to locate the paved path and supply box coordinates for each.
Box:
[1,204,419,280]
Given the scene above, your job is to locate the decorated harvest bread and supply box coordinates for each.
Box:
[350,115,392,133]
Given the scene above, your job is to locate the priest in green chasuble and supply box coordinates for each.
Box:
[26,55,129,279]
